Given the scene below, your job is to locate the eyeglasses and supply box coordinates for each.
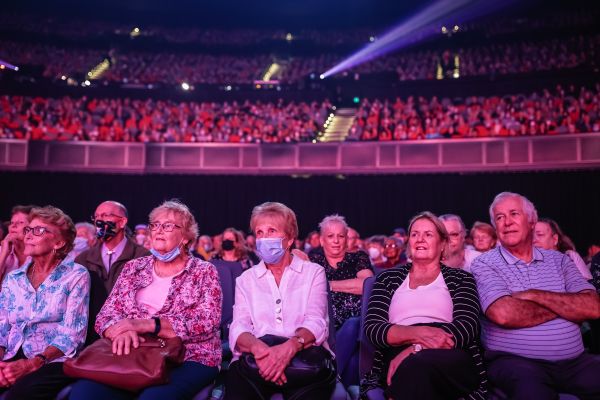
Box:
[385,243,398,248]
[91,213,125,222]
[24,226,54,236]
[148,222,182,232]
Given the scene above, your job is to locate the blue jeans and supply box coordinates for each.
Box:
[69,361,218,400]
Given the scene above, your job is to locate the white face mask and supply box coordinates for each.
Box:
[135,234,146,246]
[368,247,381,260]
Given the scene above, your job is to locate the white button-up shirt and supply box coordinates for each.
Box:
[229,255,330,360]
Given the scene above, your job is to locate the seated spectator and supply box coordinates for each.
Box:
[378,236,406,269]
[65,222,97,262]
[75,200,149,344]
[195,234,213,261]
[469,221,497,253]
[361,211,485,399]
[210,227,256,271]
[133,224,149,248]
[309,215,373,329]
[346,227,362,253]
[439,214,481,272]
[69,200,222,400]
[0,205,36,283]
[365,235,387,268]
[534,218,592,279]
[304,230,322,256]
[0,206,90,400]
[226,202,336,399]
[471,192,600,399]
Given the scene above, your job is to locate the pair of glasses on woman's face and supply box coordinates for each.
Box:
[23,226,54,236]
[148,222,182,232]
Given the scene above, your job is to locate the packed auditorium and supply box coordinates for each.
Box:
[1,0,600,399]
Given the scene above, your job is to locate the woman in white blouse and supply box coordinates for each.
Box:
[225,202,336,400]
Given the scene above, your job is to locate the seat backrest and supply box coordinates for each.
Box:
[359,276,377,378]
[211,259,244,335]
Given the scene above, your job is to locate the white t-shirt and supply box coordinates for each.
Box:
[389,272,454,325]
[135,267,180,315]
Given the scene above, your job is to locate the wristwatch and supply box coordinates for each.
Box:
[293,335,305,349]
[412,344,423,353]
[34,353,49,365]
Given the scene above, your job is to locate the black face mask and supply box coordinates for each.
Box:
[222,239,235,251]
[95,220,118,242]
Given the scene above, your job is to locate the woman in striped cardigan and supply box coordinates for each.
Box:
[361,211,486,399]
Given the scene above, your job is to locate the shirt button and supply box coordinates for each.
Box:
[275,317,282,323]
[276,299,281,304]
[275,307,281,314]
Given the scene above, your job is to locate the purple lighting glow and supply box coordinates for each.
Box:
[320,0,517,79]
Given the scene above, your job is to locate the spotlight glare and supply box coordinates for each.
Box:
[181,82,190,90]
[319,74,325,80]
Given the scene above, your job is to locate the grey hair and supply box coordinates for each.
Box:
[75,222,96,236]
[149,199,198,252]
[318,214,349,234]
[489,192,538,228]
[439,214,466,236]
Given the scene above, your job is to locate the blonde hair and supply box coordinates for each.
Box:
[250,202,298,240]
[29,206,76,259]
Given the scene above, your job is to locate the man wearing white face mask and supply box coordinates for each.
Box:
[64,222,97,262]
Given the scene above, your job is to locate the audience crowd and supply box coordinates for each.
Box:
[349,85,600,140]
[0,96,330,143]
[0,192,599,399]
[1,86,599,143]
[2,34,598,85]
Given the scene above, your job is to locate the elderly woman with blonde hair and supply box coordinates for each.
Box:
[226,202,336,400]
[69,200,222,400]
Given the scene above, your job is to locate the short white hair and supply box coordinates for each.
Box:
[318,214,349,234]
[489,192,538,228]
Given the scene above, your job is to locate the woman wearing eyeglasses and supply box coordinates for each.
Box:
[69,200,222,400]
[0,206,90,400]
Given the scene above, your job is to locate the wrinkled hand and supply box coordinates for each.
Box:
[254,341,297,385]
[0,233,17,257]
[411,326,454,349]
[386,347,414,386]
[112,331,146,355]
[0,359,37,386]
[104,319,143,340]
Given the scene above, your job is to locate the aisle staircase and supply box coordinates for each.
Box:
[319,108,357,142]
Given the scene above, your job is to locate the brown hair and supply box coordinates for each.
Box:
[406,211,449,260]
[538,218,576,253]
[28,206,76,259]
[470,221,497,241]
[217,227,248,260]
[12,204,37,217]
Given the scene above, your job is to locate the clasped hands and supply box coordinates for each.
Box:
[387,326,454,385]
[0,356,42,388]
[250,339,299,387]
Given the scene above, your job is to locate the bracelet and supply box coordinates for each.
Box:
[34,353,48,365]
[152,317,161,336]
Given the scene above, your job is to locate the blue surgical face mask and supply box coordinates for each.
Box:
[255,237,287,264]
[150,241,182,263]
[73,236,89,253]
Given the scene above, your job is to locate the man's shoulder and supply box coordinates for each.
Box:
[471,247,504,267]
[74,243,102,265]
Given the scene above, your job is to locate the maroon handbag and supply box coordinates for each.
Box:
[64,336,185,392]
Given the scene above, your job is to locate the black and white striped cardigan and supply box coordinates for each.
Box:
[360,264,487,399]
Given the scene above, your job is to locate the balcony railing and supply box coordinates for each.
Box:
[2,133,599,174]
